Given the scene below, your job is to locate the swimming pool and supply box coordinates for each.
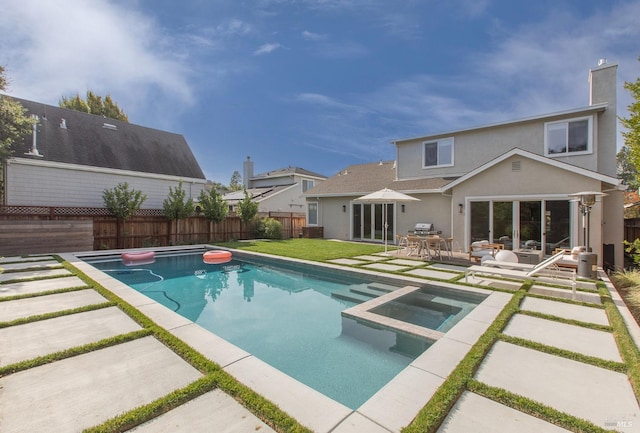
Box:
[87,249,482,409]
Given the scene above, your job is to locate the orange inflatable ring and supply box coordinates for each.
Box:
[203,250,232,264]
[122,251,156,266]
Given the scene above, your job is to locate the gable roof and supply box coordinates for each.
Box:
[252,166,326,181]
[8,97,205,179]
[305,160,451,197]
[442,148,621,191]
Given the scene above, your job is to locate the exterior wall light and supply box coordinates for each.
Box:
[458,203,464,214]
[342,205,346,212]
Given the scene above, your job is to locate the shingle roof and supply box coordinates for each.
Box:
[305,160,452,196]
[252,166,326,180]
[9,97,205,179]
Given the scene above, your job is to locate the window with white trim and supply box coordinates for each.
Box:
[545,116,591,156]
[422,137,453,168]
[308,202,318,225]
[302,179,314,192]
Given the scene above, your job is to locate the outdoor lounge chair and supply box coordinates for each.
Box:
[465,250,577,296]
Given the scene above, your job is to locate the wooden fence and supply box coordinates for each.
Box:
[0,206,307,252]
[625,218,640,244]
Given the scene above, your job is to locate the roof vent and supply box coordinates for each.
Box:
[598,58,607,66]
[60,118,67,129]
[512,161,522,172]
[102,123,118,130]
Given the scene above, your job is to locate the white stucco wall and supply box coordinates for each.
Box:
[6,158,207,209]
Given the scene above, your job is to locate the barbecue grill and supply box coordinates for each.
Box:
[413,223,439,235]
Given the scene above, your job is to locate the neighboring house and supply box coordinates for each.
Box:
[3,97,207,209]
[224,156,326,213]
[305,61,624,268]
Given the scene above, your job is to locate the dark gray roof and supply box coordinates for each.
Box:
[9,97,205,179]
[305,160,452,196]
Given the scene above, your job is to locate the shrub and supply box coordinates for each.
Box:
[254,218,283,240]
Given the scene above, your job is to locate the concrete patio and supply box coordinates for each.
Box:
[1,251,639,432]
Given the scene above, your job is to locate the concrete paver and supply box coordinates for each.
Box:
[0,289,107,322]
[404,268,459,280]
[127,389,276,433]
[503,314,622,362]
[0,267,72,283]
[363,263,410,272]
[0,275,87,297]
[475,341,640,432]
[0,259,61,271]
[0,337,203,433]
[437,391,572,433]
[327,258,369,265]
[354,255,390,261]
[386,258,427,266]
[0,306,142,366]
[0,255,54,264]
[529,285,601,303]
[520,296,609,325]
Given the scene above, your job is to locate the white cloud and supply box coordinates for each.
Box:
[0,0,194,126]
[302,30,327,41]
[253,42,283,55]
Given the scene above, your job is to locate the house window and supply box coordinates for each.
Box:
[422,137,453,168]
[302,180,314,192]
[545,117,591,156]
[308,202,318,225]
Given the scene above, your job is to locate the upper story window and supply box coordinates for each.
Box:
[422,137,454,168]
[302,179,314,192]
[545,116,592,156]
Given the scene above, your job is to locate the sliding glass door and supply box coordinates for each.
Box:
[352,203,394,243]
[469,198,571,254]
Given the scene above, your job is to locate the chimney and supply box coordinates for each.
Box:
[588,59,618,177]
[589,59,617,106]
[243,156,254,188]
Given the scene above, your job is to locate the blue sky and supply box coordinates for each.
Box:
[1,0,638,184]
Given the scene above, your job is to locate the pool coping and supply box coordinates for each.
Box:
[65,245,512,433]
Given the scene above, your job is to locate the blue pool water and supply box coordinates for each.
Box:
[89,251,434,409]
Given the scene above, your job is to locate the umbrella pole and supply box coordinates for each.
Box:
[384,203,388,255]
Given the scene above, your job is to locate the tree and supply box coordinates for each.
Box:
[59,90,129,122]
[0,66,37,201]
[163,181,195,245]
[163,180,195,220]
[229,170,243,191]
[103,182,147,248]
[620,57,640,187]
[617,145,639,191]
[236,188,258,225]
[198,188,228,223]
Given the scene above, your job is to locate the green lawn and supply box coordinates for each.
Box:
[215,238,391,261]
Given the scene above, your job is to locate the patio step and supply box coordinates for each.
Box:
[331,290,373,304]
[367,282,400,293]
[351,286,387,298]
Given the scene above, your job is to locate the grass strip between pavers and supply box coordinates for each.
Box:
[0,329,152,376]
[0,285,90,302]
[0,301,116,328]
[498,333,626,373]
[60,259,312,433]
[468,380,611,433]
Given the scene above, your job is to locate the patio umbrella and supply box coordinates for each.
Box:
[354,188,420,254]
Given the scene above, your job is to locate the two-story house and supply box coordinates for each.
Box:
[224,156,326,213]
[305,61,623,268]
[3,97,208,209]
